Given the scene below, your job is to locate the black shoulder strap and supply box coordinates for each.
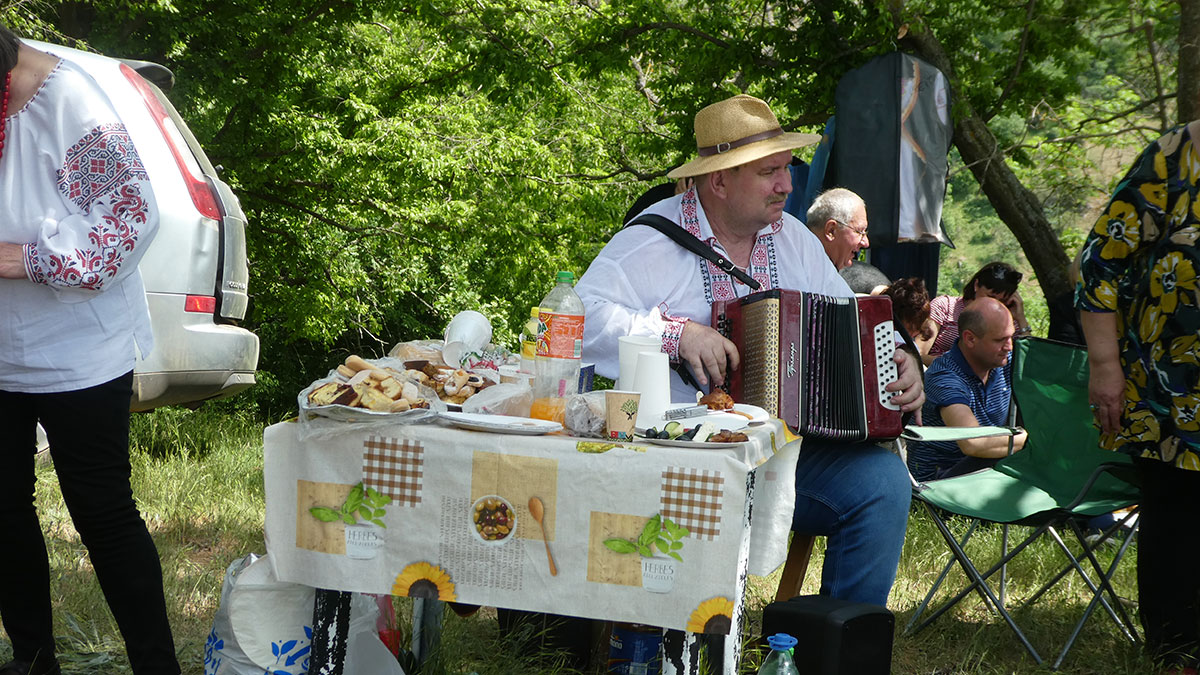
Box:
[625,214,762,290]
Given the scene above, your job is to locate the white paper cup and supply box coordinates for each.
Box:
[443,310,492,352]
[618,335,662,390]
[632,351,671,429]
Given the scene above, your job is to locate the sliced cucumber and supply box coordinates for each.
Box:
[664,421,684,439]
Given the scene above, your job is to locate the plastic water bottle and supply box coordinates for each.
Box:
[531,271,584,422]
[758,633,799,674]
[519,306,540,374]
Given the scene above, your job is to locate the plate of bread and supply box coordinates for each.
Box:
[300,355,446,423]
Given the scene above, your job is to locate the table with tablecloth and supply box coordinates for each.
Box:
[262,416,802,673]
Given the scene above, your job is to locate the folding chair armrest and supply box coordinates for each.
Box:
[901,425,1022,443]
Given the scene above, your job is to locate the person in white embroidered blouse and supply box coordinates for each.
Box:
[0,27,179,675]
[806,187,871,271]
[576,94,923,606]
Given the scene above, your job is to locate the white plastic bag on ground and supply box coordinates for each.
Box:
[204,553,404,675]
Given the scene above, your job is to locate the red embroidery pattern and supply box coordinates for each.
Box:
[680,188,780,302]
[27,124,150,290]
[660,310,688,360]
[56,123,148,215]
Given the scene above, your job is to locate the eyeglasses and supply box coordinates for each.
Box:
[835,220,869,242]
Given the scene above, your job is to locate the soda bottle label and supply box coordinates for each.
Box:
[537,311,584,359]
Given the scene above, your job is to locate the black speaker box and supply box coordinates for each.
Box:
[761,595,894,674]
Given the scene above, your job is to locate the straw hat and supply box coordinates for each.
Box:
[667,94,821,179]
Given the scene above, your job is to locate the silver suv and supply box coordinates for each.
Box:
[31,39,259,411]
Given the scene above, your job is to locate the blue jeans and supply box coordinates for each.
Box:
[791,441,911,606]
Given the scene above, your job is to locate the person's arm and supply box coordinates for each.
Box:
[941,403,1028,457]
[1007,290,1031,336]
[1080,311,1123,434]
[1074,130,1167,433]
[0,243,24,279]
[916,320,939,366]
[18,78,159,299]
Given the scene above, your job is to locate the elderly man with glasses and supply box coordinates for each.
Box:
[805,187,871,271]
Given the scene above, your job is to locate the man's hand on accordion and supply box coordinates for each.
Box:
[888,349,926,422]
[679,321,740,389]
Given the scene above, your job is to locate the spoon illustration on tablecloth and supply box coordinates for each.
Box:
[527,496,558,576]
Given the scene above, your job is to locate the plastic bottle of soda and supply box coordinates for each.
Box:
[519,306,540,374]
[531,271,584,422]
[757,633,799,674]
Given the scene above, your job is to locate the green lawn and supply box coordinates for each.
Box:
[0,406,1155,674]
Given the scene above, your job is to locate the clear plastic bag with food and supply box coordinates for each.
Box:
[461,382,533,417]
[563,391,607,438]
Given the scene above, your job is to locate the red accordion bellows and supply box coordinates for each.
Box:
[712,289,903,442]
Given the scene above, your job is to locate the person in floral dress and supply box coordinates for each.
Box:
[1078,121,1200,674]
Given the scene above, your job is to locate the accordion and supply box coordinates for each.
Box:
[712,289,903,441]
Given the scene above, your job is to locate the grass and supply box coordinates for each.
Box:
[0,406,1156,674]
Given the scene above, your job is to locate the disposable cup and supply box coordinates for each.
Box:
[604,390,641,441]
[632,351,670,429]
[618,335,662,390]
[443,310,492,351]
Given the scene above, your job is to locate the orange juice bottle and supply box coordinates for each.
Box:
[531,271,583,422]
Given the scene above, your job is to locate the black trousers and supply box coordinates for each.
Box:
[1137,457,1200,668]
[0,372,179,674]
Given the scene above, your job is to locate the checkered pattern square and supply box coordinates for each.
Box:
[362,435,424,506]
[660,467,724,540]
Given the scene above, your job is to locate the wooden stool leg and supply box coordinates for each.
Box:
[774,534,816,603]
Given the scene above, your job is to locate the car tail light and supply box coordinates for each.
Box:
[120,63,220,220]
[185,295,217,313]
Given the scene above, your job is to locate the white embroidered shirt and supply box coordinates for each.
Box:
[0,59,158,393]
[576,186,851,401]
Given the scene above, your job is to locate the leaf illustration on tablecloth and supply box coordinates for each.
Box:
[603,513,688,561]
[308,481,392,528]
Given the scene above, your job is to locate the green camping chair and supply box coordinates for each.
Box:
[902,337,1141,670]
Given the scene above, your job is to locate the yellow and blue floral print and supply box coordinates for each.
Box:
[1077,124,1200,470]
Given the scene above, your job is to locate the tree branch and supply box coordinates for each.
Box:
[982,0,1036,122]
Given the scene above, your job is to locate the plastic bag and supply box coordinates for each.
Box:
[564,391,607,437]
[462,382,533,417]
[204,553,403,675]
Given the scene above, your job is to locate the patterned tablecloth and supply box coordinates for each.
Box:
[263,416,800,635]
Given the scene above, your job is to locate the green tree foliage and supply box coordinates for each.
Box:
[8,0,1186,414]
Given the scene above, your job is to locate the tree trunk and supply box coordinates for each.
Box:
[900,22,1072,303]
[1180,0,1200,123]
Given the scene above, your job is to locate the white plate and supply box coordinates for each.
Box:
[440,412,562,435]
[298,380,441,423]
[638,436,748,450]
[636,403,769,434]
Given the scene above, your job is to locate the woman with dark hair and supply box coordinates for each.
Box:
[921,261,1031,365]
[0,25,179,675]
[882,276,934,344]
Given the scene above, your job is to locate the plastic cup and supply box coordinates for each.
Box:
[618,335,662,390]
[444,310,492,351]
[604,390,641,441]
[632,351,670,429]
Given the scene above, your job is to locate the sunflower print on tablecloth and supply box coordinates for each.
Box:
[686,596,733,634]
[1077,123,1200,469]
[392,562,457,601]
